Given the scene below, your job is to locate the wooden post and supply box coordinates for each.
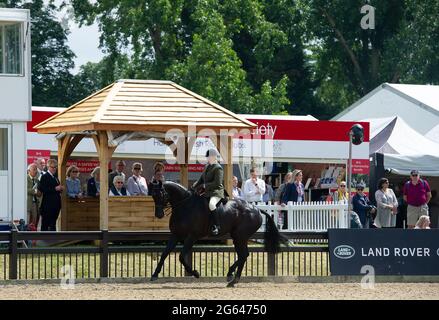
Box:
[57,134,84,231]
[223,136,233,198]
[179,137,189,187]
[58,137,68,231]
[98,132,109,230]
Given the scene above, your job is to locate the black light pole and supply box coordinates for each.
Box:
[347,130,353,215]
[347,124,364,220]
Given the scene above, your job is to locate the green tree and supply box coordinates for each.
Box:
[220,0,317,115]
[69,55,133,103]
[70,0,188,79]
[302,0,439,116]
[70,0,290,114]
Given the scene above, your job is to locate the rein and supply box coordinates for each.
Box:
[158,189,193,216]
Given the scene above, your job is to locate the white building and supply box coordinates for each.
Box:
[0,8,31,222]
[332,83,439,142]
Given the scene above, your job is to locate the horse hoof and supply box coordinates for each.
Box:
[150,276,158,281]
[192,270,200,278]
[226,275,234,282]
[226,281,235,288]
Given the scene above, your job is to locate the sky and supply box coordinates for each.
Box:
[50,0,104,74]
[67,22,103,74]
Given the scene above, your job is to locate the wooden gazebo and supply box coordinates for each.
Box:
[35,80,256,231]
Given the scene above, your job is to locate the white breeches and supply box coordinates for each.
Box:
[209,196,221,211]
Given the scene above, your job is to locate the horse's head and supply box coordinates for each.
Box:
[150,181,167,219]
[151,181,192,218]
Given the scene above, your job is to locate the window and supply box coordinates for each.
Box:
[0,21,23,75]
[0,128,7,170]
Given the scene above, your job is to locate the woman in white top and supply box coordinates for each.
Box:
[374,178,398,228]
[126,162,148,196]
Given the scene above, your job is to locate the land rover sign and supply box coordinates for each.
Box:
[333,245,355,259]
[328,229,439,275]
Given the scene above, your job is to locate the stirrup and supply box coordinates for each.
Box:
[211,225,220,236]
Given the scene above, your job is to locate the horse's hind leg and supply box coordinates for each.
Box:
[179,236,200,278]
[227,240,249,288]
[151,234,178,281]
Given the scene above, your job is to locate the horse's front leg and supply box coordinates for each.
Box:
[179,236,199,278]
[151,234,178,281]
[226,261,239,282]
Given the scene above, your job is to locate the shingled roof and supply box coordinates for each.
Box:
[35,80,256,134]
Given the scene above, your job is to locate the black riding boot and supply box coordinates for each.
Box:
[210,208,221,236]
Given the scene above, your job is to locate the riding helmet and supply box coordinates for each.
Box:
[205,148,219,157]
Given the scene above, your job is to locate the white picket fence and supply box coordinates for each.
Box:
[255,201,350,232]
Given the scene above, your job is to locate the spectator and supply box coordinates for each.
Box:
[109,175,130,196]
[375,178,398,228]
[243,168,266,203]
[148,163,165,196]
[109,160,126,189]
[403,170,432,229]
[350,211,363,229]
[274,172,293,204]
[27,163,41,226]
[282,169,304,204]
[151,162,165,180]
[263,176,275,203]
[66,165,83,199]
[126,162,148,196]
[38,159,64,231]
[395,183,408,228]
[232,176,243,199]
[352,183,376,228]
[36,157,47,179]
[335,181,349,202]
[415,215,431,229]
[274,172,293,229]
[429,190,439,228]
[87,167,100,197]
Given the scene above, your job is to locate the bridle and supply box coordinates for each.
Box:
[153,183,193,216]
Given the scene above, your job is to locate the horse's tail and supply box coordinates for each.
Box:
[259,210,288,254]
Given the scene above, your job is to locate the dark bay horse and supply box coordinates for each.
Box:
[150,181,284,287]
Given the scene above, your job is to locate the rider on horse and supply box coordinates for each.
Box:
[192,148,224,235]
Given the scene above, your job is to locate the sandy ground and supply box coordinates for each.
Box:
[1,281,439,300]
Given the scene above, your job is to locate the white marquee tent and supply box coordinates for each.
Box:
[363,116,439,176]
[333,83,439,143]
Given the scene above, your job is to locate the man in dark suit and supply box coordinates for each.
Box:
[38,159,64,231]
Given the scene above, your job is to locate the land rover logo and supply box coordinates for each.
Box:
[334,245,355,259]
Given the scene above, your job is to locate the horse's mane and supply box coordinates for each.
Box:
[164,181,189,192]
[163,181,192,199]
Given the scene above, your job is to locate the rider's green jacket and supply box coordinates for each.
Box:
[192,163,224,198]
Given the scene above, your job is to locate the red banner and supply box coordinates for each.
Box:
[350,159,370,174]
[245,119,370,142]
[165,164,205,172]
[66,160,100,174]
[27,149,51,165]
